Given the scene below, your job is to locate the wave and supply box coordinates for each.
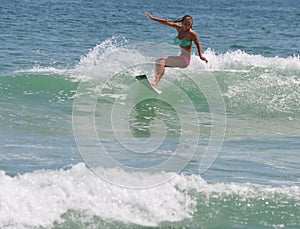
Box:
[2,38,300,117]
[1,39,299,228]
[0,163,299,228]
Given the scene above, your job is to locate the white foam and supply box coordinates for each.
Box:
[14,38,300,83]
[72,37,149,82]
[0,163,196,228]
[188,49,300,72]
[0,163,299,228]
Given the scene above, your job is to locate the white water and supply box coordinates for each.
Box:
[1,163,299,228]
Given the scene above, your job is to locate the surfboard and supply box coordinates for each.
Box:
[135,75,162,94]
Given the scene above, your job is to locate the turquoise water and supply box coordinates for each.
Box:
[1,0,300,228]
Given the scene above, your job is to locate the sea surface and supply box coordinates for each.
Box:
[1,0,300,228]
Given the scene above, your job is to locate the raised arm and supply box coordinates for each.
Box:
[144,11,180,29]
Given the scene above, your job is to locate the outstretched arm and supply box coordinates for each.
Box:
[144,11,180,29]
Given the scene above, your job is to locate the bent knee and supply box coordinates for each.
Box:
[155,57,166,65]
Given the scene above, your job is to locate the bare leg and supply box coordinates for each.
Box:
[151,55,189,87]
[151,57,166,88]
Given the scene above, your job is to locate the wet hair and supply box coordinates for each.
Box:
[173,15,193,26]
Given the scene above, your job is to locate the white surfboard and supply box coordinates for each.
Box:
[135,75,162,94]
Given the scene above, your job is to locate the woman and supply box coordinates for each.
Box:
[144,11,208,88]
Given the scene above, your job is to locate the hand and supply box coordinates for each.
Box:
[144,11,153,20]
[200,55,208,63]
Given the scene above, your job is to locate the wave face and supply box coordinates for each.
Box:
[1,40,299,140]
[2,40,300,116]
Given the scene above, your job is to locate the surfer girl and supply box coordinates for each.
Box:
[144,11,208,88]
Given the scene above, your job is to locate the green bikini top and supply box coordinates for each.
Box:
[173,36,192,47]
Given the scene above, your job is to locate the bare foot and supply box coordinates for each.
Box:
[150,80,158,88]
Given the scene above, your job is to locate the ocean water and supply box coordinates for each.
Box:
[1,0,300,228]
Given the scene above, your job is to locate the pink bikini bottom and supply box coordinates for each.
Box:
[179,55,190,66]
